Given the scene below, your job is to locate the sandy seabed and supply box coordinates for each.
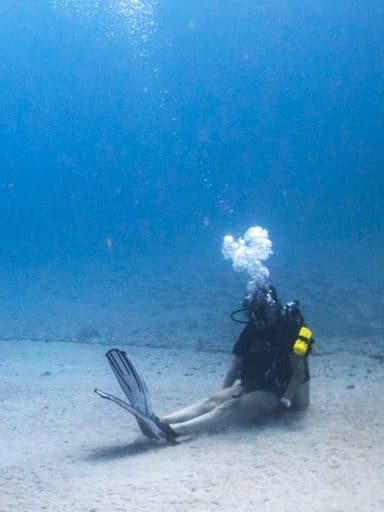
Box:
[1,339,384,512]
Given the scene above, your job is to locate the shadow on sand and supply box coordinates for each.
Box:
[85,437,170,462]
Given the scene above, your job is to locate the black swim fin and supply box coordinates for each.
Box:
[95,388,167,441]
[105,349,153,417]
[96,349,178,443]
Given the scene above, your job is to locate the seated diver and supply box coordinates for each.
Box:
[158,284,313,440]
[96,283,314,443]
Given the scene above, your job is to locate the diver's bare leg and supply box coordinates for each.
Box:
[168,395,242,436]
[167,389,279,437]
[160,383,244,424]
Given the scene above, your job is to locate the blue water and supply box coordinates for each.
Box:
[0,1,383,346]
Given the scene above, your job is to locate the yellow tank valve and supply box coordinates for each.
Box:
[293,326,313,356]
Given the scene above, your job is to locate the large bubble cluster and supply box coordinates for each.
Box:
[51,0,158,43]
[222,226,273,290]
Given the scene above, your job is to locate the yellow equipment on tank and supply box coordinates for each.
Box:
[293,326,313,356]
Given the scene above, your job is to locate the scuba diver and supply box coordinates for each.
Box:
[95,283,314,444]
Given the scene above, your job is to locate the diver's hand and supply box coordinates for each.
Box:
[273,397,291,418]
[280,397,292,409]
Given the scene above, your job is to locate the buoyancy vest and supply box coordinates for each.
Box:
[240,301,312,395]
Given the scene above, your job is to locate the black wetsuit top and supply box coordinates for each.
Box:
[232,314,310,395]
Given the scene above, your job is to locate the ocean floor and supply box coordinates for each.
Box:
[1,340,384,512]
[0,244,383,350]
[0,241,383,511]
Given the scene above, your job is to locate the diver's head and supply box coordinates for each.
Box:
[243,284,281,329]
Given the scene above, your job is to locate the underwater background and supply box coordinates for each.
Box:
[0,0,383,350]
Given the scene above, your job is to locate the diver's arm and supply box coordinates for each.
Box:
[222,356,242,388]
[281,353,305,405]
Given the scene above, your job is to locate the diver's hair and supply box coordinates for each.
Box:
[222,226,273,289]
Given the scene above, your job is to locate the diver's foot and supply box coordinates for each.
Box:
[153,416,179,444]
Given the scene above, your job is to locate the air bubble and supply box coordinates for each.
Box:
[51,0,158,44]
[222,226,273,289]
